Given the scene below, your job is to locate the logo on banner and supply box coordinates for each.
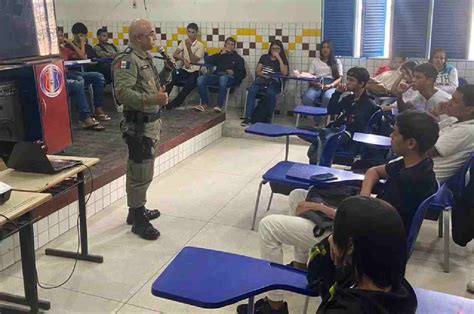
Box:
[40,64,64,98]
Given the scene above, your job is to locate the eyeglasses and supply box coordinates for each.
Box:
[271,46,281,50]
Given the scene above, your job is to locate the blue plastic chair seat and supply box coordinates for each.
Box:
[151,247,317,309]
[293,105,328,117]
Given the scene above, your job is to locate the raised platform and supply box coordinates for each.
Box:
[32,104,225,222]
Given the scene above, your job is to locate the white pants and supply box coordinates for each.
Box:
[258,189,327,301]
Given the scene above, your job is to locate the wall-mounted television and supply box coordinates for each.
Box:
[0,0,59,62]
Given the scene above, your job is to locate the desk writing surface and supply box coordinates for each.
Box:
[0,156,99,193]
[0,191,51,226]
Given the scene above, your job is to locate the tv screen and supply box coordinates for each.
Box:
[0,0,59,61]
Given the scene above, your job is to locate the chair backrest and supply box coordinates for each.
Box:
[319,125,348,167]
[445,152,474,197]
[367,108,383,133]
[407,183,452,256]
[458,77,468,87]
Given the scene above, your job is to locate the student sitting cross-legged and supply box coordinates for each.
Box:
[193,37,246,113]
[237,110,438,314]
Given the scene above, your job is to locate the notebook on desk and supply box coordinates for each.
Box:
[6,142,81,174]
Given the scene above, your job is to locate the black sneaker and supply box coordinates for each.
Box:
[127,208,161,225]
[236,298,289,314]
[132,222,160,240]
[241,119,251,127]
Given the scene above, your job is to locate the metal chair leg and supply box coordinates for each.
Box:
[266,192,274,211]
[247,295,254,314]
[443,208,451,273]
[243,90,249,118]
[303,296,310,314]
[251,181,265,230]
[438,213,443,238]
[223,88,230,112]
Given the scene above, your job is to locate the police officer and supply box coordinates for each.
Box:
[113,19,171,240]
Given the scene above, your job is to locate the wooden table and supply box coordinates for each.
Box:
[0,191,52,313]
[0,155,103,264]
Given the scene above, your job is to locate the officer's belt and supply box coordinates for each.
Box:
[123,110,161,123]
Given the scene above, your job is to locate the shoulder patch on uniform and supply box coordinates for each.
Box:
[117,60,131,69]
[140,65,150,69]
[124,47,133,54]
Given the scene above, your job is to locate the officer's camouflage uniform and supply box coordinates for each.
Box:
[113,43,171,209]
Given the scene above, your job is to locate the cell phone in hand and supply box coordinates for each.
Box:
[310,173,338,182]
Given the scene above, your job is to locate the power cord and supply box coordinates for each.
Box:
[36,162,94,289]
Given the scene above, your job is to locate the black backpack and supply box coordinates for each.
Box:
[250,96,273,123]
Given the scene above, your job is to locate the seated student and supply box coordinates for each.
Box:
[427,85,474,183]
[93,28,119,59]
[241,40,289,126]
[66,78,105,131]
[165,23,205,109]
[374,51,407,76]
[57,28,106,130]
[430,48,459,95]
[301,67,378,164]
[396,63,451,118]
[92,28,120,83]
[299,40,343,107]
[59,25,111,121]
[316,197,417,313]
[237,110,438,314]
[193,37,246,113]
[367,59,416,97]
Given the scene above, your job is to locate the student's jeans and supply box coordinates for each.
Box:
[302,77,335,107]
[197,74,235,108]
[259,189,327,301]
[66,79,91,121]
[245,79,281,120]
[166,70,199,108]
[67,71,105,110]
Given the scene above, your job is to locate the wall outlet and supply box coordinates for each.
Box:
[132,0,137,9]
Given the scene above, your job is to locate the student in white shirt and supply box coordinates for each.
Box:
[396,63,451,115]
[430,48,459,95]
[427,84,474,183]
[301,40,343,107]
[165,23,205,109]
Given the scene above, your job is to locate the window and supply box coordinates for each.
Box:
[361,0,388,57]
[392,0,431,58]
[322,0,355,57]
[392,0,472,59]
[323,0,391,58]
[431,0,471,59]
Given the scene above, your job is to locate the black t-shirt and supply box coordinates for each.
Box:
[258,54,284,75]
[377,158,437,232]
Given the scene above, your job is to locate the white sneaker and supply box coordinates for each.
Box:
[116,104,123,113]
[213,107,222,113]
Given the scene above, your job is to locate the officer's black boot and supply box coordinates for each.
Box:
[126,207,161,225]
[131,206,161,240]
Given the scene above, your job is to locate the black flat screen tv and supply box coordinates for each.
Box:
[0,0,59,62]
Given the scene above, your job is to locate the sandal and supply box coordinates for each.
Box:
[192,105,206,112]
[82,118,105,131]
[94,113,111,121]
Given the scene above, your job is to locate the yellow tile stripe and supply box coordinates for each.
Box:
[91,26,321,52]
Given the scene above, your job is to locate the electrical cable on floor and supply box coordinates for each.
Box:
[36,163,94,289]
